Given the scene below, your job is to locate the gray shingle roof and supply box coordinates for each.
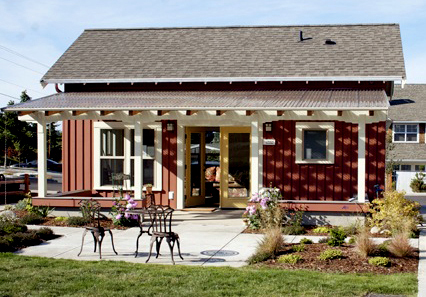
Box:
[6,90,388,111]
[391,143,426,161]
[389,84,426,121]
[42,24,406,83]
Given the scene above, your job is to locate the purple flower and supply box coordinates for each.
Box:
[115,214,122,220]
[247,205,257,216]
[128,198,134,204]
[124,212,131,219]
[260,198,268,209]
[124,194,131,201]
[132,215,138,220]
[126,203,133,209]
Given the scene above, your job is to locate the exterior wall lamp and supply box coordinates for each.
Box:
[265,122,272,132]
[166,122,175,132]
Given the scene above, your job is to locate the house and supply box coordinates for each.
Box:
[388,84,426,192]
[7,24,406,217]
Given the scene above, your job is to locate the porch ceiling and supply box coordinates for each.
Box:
[5,89,388,112]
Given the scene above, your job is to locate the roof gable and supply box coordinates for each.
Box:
[42,24,406,84]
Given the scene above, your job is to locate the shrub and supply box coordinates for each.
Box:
[355,228,377,258]
[327,228,347,247]
[369,257,391,267]
[318,237,329,244]
[35,227,54,240]
[247,227,284,264]
[19,213,44,225]
[67,216,90,226]
[318,249,343,260]
[282,225,306,235]
[6,231,41,248]
[54,216,68,222]
[367,191,421,235]
[0,221,27,235]
[388,233,414,258]
[343,221,362,236]
[299,238,313,244]
[410,172,426,192]
[14,198,31,211]
[278,254,303,264]
[312,226,330,234]
[348,237,356,244]
[291,244,305,252]
[0,237,13,252]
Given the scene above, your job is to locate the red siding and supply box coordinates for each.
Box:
[263,120,385,201]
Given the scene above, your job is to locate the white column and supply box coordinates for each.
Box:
[358,116,366,203]
[251,120,259,194]
[124,128,131,190]
[258,120,263,189]
[134,121,143,200]
[176,124,185,209]
[37,113,47,198]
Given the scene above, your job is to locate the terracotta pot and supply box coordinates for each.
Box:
[146,187,153,194]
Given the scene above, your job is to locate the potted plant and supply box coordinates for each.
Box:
[144,184,153,194]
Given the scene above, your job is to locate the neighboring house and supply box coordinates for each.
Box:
[388,84,426,192]
[7,24,406,215]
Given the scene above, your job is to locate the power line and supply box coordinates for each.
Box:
[0,44,50,68]
[0,93,20,101]
[0,56,44,75]
[0,78,47,96]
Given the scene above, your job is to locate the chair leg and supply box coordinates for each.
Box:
[166,237,175,265]
[108,230,118,255]
[155,237,164,259]
[92,232,97,252]
[146,236,156,263]
[175,236,184,260]
[77,229,88,257]
[98,234,105,259]
[135,231,143,258]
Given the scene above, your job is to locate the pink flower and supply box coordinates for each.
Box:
[132,215,139,220]
[124,212,131,219]
[124,194,131,200]
[115,214,122,220]
[126,203,133,209]
[260,198,268,209]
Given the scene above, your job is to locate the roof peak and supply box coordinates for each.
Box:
[85,23,399,32]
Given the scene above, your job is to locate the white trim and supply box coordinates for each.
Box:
[251,120,259,195]
[134,121,143,200]
[176,124,185,209]
[41,76,403,85]
[392,123,419,143]
[36,113,47,198]
[358,117,366,203]
[295,122,335,164]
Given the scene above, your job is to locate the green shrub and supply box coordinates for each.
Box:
[247,251,272,265]
[67,216,90,226]
[14,198,31,210]
[377,241,390,255]
[327,227,347,247]
[318,237,329,244]
[368,257,390,267]
[343,221,361,236]
[410,172,426,193]
[278,254,303,264]
[20,213,44,225]
[318,249,343,260]
[247,227,284,265]
[0,221,27,235]
[348,237,356,244]
[0,236,14,252]
[35,227,54,240]
[312,226,330,234]
[6,231,41,248]
[54,216,68,222]
[299,238,313,244]
[291,244,305,252]
[282,225,306,235]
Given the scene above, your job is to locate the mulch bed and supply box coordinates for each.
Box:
[260,243,418,274]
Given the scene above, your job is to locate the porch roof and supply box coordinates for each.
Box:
[6,89,388,112]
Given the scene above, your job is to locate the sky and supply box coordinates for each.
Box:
[1,0,426,107]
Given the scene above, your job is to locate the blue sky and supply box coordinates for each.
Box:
[1,0,426,107]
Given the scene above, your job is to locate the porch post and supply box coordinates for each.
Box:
[357,116,366,203]
[251,120,259,195]
[37,112,47,198]
[176,124,185,209]
[134,120,143,200]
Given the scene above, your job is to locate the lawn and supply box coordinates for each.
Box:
[0,254,417,297]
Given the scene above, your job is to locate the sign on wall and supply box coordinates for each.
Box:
[263,139,276,146]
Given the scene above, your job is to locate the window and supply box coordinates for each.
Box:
[295,122,335,164]
[401,165,412,171]
[415,165,426,172]
[94,123,162,191]
[393,124,418,143]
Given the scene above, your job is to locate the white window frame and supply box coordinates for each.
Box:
[392,123,419,143]
[295,122,335,164]
[94,122,162,192]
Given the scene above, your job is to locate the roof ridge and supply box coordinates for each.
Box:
[84,23,399,32]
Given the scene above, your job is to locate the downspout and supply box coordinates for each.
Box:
[55,83,63,93]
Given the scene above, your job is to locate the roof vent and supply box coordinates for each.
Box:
[325,39,336,45]
[299,31,312,42]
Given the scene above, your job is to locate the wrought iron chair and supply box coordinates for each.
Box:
[145,205,183,265]
[77,200,118,259]
[133,193,156,258]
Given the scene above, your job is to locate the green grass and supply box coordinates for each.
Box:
[0,254,417,297]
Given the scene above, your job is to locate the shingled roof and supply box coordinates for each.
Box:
[389,84,426,122]
[41,24,406,84]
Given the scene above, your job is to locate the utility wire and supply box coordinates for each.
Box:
[0,44,50,68]
[0,93,20,101]
[0,78,47,96]
[0,56,44,75]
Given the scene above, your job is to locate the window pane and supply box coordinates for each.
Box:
[129,159,154,187]
[401,165,411,171]
[407,125,418,133]
[304,130,327,160]
[101,129,124,156]
[415,165,425,171]
[394,124,405,133]
[393,133,405,142]
[406,134,417,142]
[393,165,400,171]
[100,159,124,186]
[131,129,155,157]
[228,133,250,198]
[190,133,201,196]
